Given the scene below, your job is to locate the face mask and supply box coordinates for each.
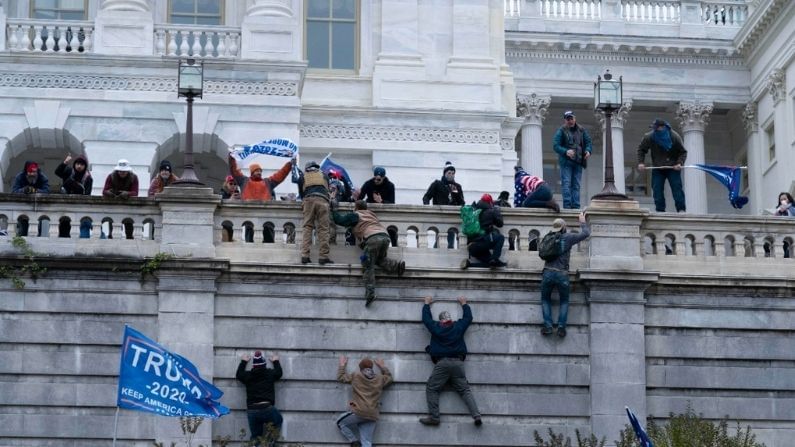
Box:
[781,200,790,207]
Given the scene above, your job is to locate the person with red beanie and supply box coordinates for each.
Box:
[460,194,507,269]
[236,350,283,447]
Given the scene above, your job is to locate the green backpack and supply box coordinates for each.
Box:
[460,205,484,238]
[538,231,565,261]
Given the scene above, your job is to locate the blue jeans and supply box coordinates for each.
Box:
[522,183,553,208]
[559,162,583,209]
[247,406,283,447]
[540,269,570,329]
[651,169,686,212]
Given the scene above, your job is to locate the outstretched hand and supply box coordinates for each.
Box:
[374,358,386,369]
[579,212,586,224]
[424,296,433,305]
[458,296,467,305]
[270,354,279,362]
[241,354,251,362]
[339,355,347,366]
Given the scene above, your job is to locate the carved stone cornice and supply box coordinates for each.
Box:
[516,93,551,125]
[300,124,500,145]
[766,68,786,104]
[594,100,633,129]
[741,102,758,133]
[676,101,714,132]
[0,72,298,96]
[734,0,789,56]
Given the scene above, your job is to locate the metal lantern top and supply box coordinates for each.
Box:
[594,70,622,111]
[178,58,203,98]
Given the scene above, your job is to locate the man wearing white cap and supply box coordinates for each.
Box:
[539,212,590,338]
[102,159,139,199]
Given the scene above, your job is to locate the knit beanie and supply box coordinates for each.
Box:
[248,163,262,174]
[159,160,172,173]
[480,194,494,205]
[443,161,455,174]
[373,166,386,177]
[252,351,266,367]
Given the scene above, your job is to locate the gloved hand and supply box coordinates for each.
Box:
[118,191,130,199]
[24,186,36,194]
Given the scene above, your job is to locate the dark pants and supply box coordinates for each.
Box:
[467,230,504,265]
[651,168,686,212]
[425,358,480,419]
[247,405,283,447]
[522,183,553,208]
[540,269,570,329]
[362,233,401,297]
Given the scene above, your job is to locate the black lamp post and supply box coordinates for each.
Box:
[173,58,204,186]
[591,70,629,201]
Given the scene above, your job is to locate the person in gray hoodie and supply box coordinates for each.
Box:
[336,356,393,447]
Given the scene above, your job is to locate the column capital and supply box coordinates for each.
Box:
[766,68,786,104]
[246,0,293,17]
[594,100,633,128]
[742,102,758,133]
[676,100,713,132]
[100,0,150,11]
[516,93,551,125]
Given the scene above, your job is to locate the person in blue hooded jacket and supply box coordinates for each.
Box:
[637,118,688,213]
[418,295,482,428]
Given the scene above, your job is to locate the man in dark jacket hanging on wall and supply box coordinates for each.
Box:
[422,161,464,206]
[460,194,507,269]
[419,295,482,427]
[236,351,283,447]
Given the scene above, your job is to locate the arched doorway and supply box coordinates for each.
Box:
[1,128,85,193]
[152,133,230,193]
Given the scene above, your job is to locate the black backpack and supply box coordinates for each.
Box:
[538,231,565,261]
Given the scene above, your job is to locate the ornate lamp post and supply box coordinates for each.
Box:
[592,70,629,201]
[173,58,204,186]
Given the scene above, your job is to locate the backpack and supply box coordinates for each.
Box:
[460,205,484,238]
[538,231,565,261]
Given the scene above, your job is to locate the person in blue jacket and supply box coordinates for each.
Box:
[552,111,592,209]
[419,295,482,427]
[12,161,50,194]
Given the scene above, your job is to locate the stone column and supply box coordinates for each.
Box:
[93,0,153,55]
[595,100,632,194]
[153,260,225,446]
[241,0,301,61]
[516,93,551,177]
[742,103,762,213]
[676,101,713,214]
[767,69,788,186]
[581,201,657,442]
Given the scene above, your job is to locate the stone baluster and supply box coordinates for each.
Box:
[44,26,55,52]
[773,240,784,259]
[21,25,32,51]
[742,102,761,213]
[753,239,765,258]
[8,25,18,50]
[154,29,165,55]
[216,32,227,57]
[82,28,92,52]
[676,100,713,214]
[178,33,189,56]
[68,27,79,52]
[693,238,705,257]
[32,26,43,52]
[191,31,202,56]
[201,31,212,57]
[516,93,551,178]
[166,30,177,56]
[733,239,745,258]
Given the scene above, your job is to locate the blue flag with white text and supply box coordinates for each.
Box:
[116,325,229,418]
[626,407,654,447]
[692,164,748,209]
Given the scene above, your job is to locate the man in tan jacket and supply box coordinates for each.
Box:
[336,356,393,447]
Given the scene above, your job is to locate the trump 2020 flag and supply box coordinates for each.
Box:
[692,164,749,209]
[626,407,654,447]
[230,138,299,166]
[320,155,356,194]
[116,325,229,418]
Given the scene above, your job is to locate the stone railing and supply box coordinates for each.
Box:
[540,0,602,19]
[153,24,240,59]
[621,0,681,23]
[5,19,93,53]
[702,1,748,26]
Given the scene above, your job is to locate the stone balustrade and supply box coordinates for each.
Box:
[5,19,93,53]
[702,1,748,26]
[621,0,681,23]
[153,24,240,59]
[540,0,602,19]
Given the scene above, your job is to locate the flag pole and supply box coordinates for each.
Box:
[111,406,120,447]
[645,165,747,170]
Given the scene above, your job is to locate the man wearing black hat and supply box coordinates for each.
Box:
[148,160,180,197]
[236,351,283,447]
[419,295,482,427]
[422,161,465,206]
[296,160,333,265]
[359,166,395,204]
[552,111,592,209]
[637,119,688,212]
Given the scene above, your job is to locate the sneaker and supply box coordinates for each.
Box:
[541,326,553,336]
[397,260,406,277]
[419,417,440,426]
[491,260,507,268]
[460,259,470,270]
[557,327,567,338]
[319,258,334,265]
[301,257,311,264]
[365,292,376,307]
[546,200,561,213]
[474,416,483,427]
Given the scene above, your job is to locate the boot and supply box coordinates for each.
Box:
[546,200,560,213]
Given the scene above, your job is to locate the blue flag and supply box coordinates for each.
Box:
[320,156,356,195]
[692,164,748,209]
[116,325,229,418]
[626,407,654,447]
[231,138,299,165]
